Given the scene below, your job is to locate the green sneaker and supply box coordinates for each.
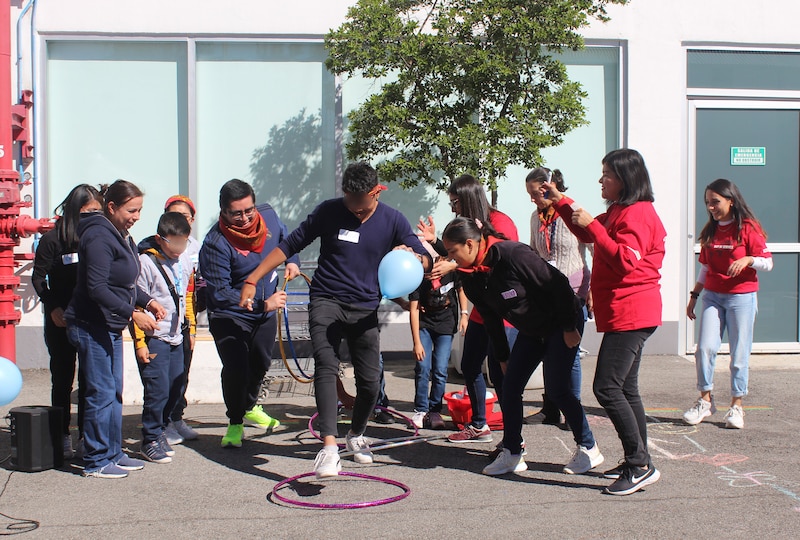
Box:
[221,424,244,448]
[243,405,281,433]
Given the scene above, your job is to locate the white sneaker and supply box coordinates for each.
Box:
[411,412,426,429]
[482,448,527,476]
[724,405,745,429]
[563,443,605,474]
[313,449,342,479]
[683,397,716,425]
[63,435,75,460]
[345,432,374,464]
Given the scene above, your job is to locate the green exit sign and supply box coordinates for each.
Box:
[730,147,766,166]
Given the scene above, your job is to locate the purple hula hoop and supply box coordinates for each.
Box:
[272,471,411,509]
[307,406,420,444]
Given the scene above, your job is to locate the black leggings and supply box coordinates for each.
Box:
[593,327,656,468]
[309,298,380,439]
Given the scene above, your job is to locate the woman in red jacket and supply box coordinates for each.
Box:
[544,148,666,496]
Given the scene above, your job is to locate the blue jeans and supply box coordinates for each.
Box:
[502,316,593,455]
[695,290,757,397]
[460,320,518,427]
[67,322,124,473]
[137,338,184,444]
[414,329,452,413]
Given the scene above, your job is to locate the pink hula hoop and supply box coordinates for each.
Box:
[272,471,411,509]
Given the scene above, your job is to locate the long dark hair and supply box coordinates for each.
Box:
[442,216,507,245]
[602,149,655,206]
[698,178,767,245]
[54,184,103,249]
[447,174,493,221]
[102,180,144,216]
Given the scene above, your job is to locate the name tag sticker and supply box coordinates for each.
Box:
[439,282,454,295]
[338,229,360,243]
[501,289,518,300]
[62,253,79,265]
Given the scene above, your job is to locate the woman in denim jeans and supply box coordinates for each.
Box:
[684,179,772,430]
[65,180,166,479]
[546,149,666,496]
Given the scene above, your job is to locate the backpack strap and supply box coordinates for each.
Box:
[146,252,181,310]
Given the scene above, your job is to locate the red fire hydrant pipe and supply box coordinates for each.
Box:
[0,0,54,363]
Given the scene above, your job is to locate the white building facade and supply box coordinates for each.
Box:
[9,0,800,381]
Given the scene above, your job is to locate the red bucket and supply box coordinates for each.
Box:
[443,388,503,430]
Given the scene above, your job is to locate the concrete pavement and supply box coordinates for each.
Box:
[1,353,799,539]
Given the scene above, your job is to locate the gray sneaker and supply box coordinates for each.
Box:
[164,423,185,446]
[170,420,198,440]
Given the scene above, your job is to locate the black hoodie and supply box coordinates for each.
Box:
[458,240,580,364]
[65,212,153,332]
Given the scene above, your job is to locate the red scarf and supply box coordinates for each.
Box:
[538,206,558,255]
[219,212,269,254]
[457,236,503,274]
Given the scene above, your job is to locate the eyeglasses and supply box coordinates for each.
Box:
[226,206,257,220]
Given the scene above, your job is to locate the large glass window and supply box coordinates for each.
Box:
[46,41,188,240]
[688,50,800,91]
[195,43,335,259]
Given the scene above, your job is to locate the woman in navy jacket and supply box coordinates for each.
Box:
[65,180,166,479]
[442,217,603,477]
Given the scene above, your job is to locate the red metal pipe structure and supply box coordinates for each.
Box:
[1,0,53,363]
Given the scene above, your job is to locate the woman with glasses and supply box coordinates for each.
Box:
[198,179,300,448]
[417,174,519,447]
[239,162,431,479]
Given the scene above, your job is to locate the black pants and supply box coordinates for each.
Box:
[45,317,84,435]
[169,324,194,422]
[593,327,656,468]
[309,298,380,439]
[209,315,277,425]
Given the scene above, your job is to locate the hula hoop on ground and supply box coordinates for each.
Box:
[308,406,420,443]
[277,272,314,383]
[272,471,410,509]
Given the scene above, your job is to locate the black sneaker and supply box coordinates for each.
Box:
[372,410,394,424]
[603,459,627,479]
[604,464,660,496]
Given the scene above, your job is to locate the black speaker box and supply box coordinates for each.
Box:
[9,406,64,472]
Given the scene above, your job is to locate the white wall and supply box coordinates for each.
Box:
[12,1,800,375]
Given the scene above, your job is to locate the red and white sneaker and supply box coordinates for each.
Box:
[447,424,492,443]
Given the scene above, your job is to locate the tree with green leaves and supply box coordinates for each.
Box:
[325,0,628,198]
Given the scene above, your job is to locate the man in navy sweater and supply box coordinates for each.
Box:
[240,162,431,478]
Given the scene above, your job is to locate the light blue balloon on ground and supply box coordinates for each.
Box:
[378,250,424,299]
[0,356,23,406]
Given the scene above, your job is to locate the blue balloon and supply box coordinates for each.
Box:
[0,356,23,406]
[378,250,424,299]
